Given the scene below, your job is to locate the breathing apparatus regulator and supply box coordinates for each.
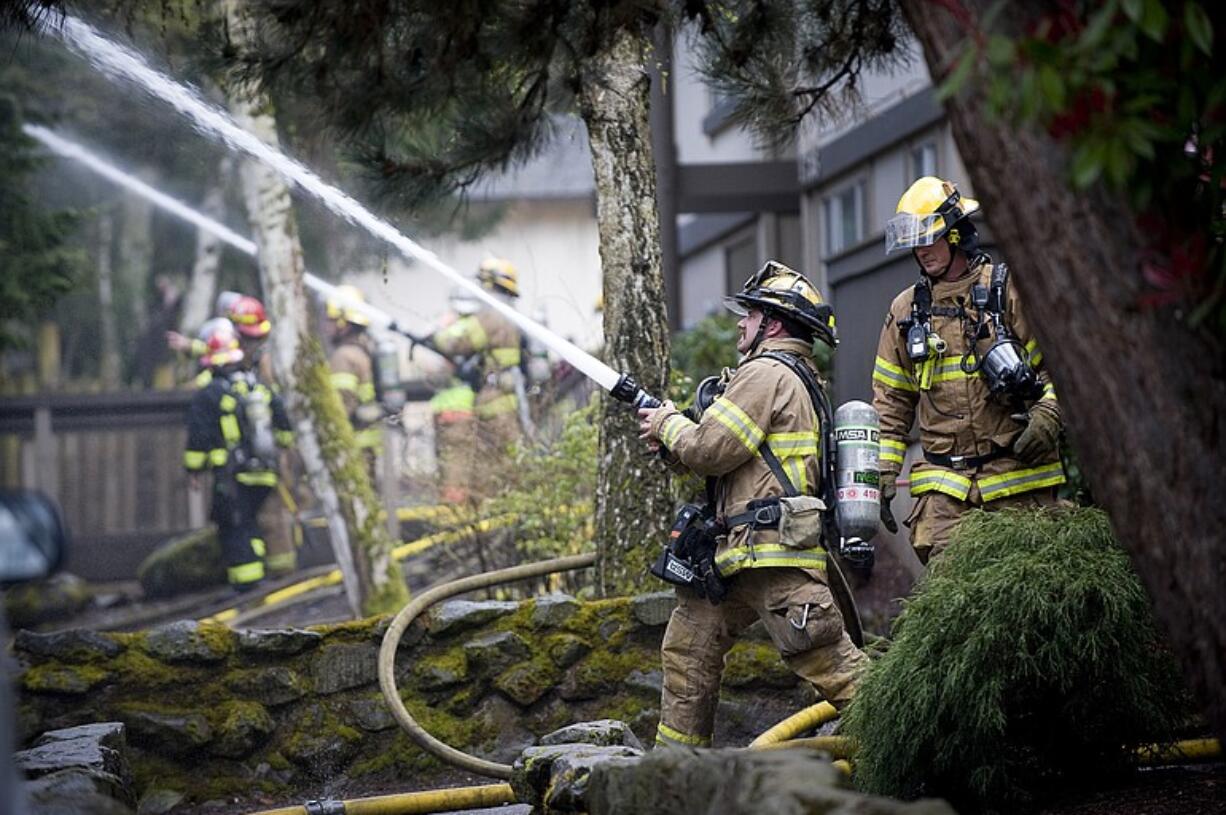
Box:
[960,263,1044,404]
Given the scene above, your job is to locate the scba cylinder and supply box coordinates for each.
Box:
[834,400,881,542]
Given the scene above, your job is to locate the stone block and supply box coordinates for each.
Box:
[546,635,591,669]
[587,747,958,815]
[427,600,518,637]
[464,631,531,673]
[236,628,323,657]
[136,528,224,599]
[540,720,643,750]
[494,660,558,708]
[144,621,232,664]
[512,744,641,811]
[630,592,677,627]
[16,630,123,661]
[210,702,274,758]
[225,666,309,707]
[312,642,379,694]
[123,710,213,754]
[17,721,134,808]
[532,594,581,627]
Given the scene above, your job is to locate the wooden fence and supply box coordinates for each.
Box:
[0,391,202,581]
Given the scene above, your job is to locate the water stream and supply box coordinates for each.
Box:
[46,14,622,392]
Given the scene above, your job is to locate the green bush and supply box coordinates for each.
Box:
[485,405,596,564]
[842,506,1190,811]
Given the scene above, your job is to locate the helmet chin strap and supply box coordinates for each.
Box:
[746,313,771,356]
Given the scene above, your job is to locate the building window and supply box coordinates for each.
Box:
[823,182,864,257]
[724,235,758,295]
[910,141,937,180]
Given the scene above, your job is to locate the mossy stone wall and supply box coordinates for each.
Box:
[12,592,812,808]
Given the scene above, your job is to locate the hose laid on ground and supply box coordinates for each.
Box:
[1136,738,1222,765]
[748,701,839,747]
[245,782,515,815]
[378,552,598,780]
[751,735,853,758]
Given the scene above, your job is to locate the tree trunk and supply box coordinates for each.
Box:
[900,0,1226,745]
[222,0,408,617]
[96,207,120,388]
[578,27,674,596]
[179,155,235,333]
[117,174,155,372]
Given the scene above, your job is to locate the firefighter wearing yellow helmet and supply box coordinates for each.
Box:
[873,177,1064,565]
[326,285,383,474]
[637,261,868,749]
[431,258,525,498]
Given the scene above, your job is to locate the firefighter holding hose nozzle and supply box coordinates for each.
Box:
[636,262,869,749]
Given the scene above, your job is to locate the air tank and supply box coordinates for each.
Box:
[833,400,881,542]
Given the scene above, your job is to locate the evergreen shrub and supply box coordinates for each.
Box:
[841,506,1190,811]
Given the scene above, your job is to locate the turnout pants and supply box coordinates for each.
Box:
[656,567,868,748]
[212,480,272,588]
[907,485,1059,565]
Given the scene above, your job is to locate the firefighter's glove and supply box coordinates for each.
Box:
[1012,401,1061,465]
[879,471,898,535]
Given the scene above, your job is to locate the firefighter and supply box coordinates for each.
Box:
[428,288,481,503]
[638,262,869,749]
[432,258,525,496]
[166,290,246,388]
[325,284,383,476]
[227,295,299,576]
[183,319,292,591]
[873,177,1064,565]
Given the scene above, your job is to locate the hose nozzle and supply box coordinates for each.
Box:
[611,373,662,410]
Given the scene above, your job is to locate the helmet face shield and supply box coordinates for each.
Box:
[722,296,750,317]
[884,212,947,254]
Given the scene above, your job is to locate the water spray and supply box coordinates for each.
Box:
[45,15,659,409]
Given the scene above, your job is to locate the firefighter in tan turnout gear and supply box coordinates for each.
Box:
[638,262,868,749]
[432,258,525,497]
[326,285,383,477]
[873,177,1064,565]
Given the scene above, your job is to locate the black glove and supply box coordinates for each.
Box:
[879,472,899,534]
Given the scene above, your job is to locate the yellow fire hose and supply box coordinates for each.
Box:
[377,552,598,780]
[748,701,839,748]
[246,782,515,815]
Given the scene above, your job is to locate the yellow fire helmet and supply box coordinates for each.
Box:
[885,176,980,254]
[478,257,519,298]
[724,261,837,347]
[325,284,372,328]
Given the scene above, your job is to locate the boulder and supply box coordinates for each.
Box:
[539,720,643,750]
[532,594,581,627]
[428,600,518,636]
[346,697,397,732]
[22,663,112,695]
[136,528,224,599]
[4,573,92,628]
[586,747,958,815]
[144,621,232,664]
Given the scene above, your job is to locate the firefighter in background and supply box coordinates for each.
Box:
[873,177,1064,565]
[227,295,299,576]
[326,285,383,477]
[428,288,481,503]
[432,258,525,496]
[184,318,292,591]
[637,262,868,749]
[166,290,245,387]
